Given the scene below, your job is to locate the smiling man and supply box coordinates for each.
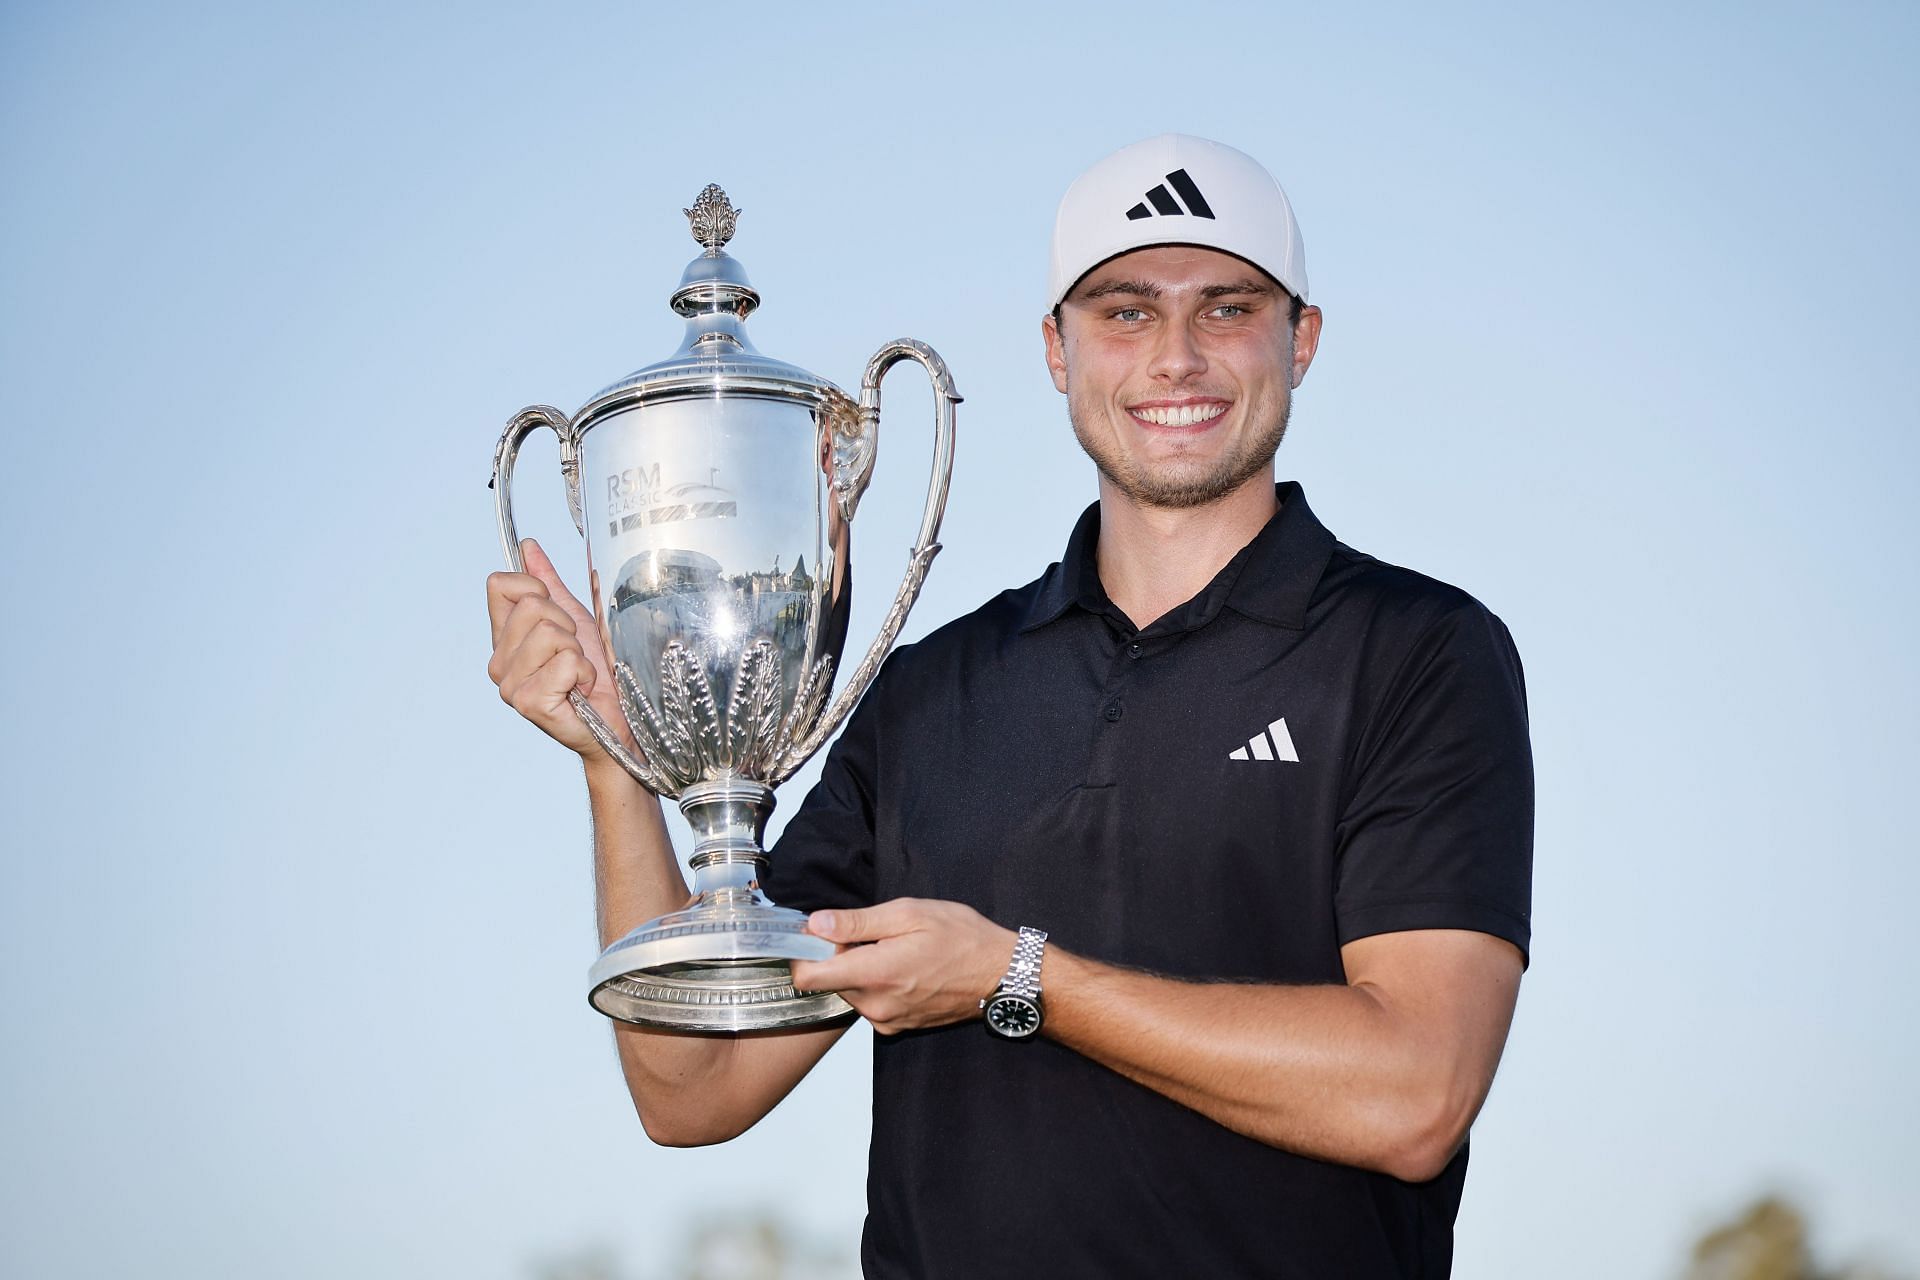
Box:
[1055,255,1305,509]
[487,134,1534,1278]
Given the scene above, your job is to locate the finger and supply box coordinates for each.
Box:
[508,618,596,698]
[787,956,827,992]
[486,570,549,646]
[520,541,619,680]
[491,592,575,667]
[487,595,575,684]
[808,900,924,945]
[521,539,596,627]
[501,643,595,719]
[789,942,885,995]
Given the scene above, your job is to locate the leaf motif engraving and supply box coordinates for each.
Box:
[724,641,786,779]
[771,655,835,783]
[617,661,697,792]
[658,642,723,780]
[748,656,788,767]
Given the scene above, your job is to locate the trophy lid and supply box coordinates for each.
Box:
[577,184,844,423]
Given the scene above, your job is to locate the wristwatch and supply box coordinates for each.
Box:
[981,926,1048,1040]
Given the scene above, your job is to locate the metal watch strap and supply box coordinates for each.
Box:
[999,926,1048,998]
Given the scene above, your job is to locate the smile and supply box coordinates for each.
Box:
[1129,401,1229,427]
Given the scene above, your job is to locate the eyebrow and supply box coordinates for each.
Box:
[1201,279,1275,298]
[1080,279,1161,300]
[1076,277,1275,302]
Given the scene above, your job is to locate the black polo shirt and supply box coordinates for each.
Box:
[766,482,1533,1279]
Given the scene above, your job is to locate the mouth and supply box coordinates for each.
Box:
[1127,399,1230,429]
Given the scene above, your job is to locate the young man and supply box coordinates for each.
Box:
[487,134,1533,1278]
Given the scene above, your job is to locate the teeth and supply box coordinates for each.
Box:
[1134,403,1227,427]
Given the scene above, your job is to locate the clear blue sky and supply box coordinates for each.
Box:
[2,2,1915,1276]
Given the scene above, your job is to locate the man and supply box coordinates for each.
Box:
[487,134,1533,1278]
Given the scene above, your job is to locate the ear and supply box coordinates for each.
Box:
[1290,304,1324,389]
[1041,312,1070,394]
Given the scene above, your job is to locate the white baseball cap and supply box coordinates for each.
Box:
[1048,134,1308,308]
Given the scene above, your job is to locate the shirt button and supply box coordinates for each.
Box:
[1127,642,1143,659]
[1103,702,1123,722]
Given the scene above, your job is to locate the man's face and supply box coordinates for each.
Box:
[1043,246,1321,511]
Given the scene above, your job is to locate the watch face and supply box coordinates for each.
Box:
[985,993,1041,1039]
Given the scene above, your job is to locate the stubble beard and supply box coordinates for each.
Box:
[1070,392,1291,511]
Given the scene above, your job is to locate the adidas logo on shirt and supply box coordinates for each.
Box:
[1228,717,1299,763]
[1124,168,1217,222]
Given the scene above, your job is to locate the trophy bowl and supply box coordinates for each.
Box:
[490,185,957,1031]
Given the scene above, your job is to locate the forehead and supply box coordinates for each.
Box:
[1065,244,1277,300]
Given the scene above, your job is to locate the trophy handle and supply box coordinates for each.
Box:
[490,405,668,793]
[776,340,959,779]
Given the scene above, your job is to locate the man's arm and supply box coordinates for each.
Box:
[1043,928,1522,1181]
[488,540,846,1147]
[789,903,1521,1182]
[582,759,848,1146]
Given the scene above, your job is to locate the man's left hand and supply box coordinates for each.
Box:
[789,900,1016,1035]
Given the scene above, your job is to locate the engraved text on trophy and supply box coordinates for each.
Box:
[605,462,738,536]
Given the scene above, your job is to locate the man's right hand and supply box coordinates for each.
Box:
[485,538,631,760]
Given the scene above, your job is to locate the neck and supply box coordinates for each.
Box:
[1095,472,1280,629]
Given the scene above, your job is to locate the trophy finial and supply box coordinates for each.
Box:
[684,184,740,254]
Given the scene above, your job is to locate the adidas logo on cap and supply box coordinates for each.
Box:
[1124,169,1216,222]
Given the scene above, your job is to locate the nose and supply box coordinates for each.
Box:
[1147,316,1207,383]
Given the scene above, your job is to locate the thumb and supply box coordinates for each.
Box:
[809,901,913,944]
[520,538,594,624]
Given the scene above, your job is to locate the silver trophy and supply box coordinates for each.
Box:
[491,185,957,1031]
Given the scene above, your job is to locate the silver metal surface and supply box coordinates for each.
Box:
[1000,926,1049,1000]
[490,184,959,1031]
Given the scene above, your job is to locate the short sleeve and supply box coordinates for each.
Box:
[760,657,891,915]
[1333,601,1534,964]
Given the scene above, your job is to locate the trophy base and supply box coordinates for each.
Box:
[586,898,853,1031]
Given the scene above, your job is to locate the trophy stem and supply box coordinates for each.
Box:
[683,778,777,907]
[681,776,774,881]
[585,774,850,1031]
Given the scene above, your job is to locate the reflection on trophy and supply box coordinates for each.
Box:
[490,185,958,1031]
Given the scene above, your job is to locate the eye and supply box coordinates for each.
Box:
[1208,303,1248,319]
[1109,306,1149,323]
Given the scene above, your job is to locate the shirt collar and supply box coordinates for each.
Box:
[1020,481,1337,635]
